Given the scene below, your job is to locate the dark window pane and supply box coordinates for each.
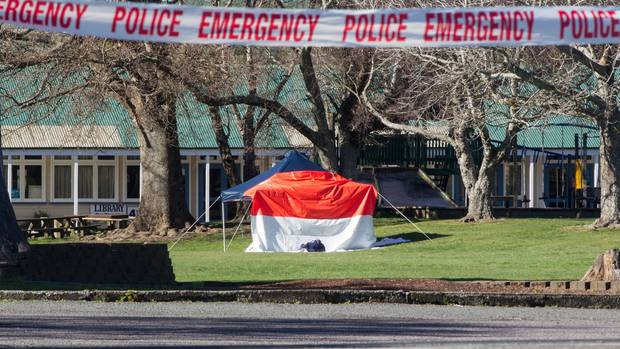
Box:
[11,166,20,199]
[126,165,140,199]
[25,165,42,199]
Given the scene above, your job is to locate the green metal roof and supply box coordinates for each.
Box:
[0,67,313,150]
[487,115,599,150]
[0,65,601,151]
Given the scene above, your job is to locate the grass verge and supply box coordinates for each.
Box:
[169,217,620,283]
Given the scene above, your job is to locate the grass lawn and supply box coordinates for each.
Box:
[169,217,620,283]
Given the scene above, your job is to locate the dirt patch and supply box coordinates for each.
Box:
[77,224,223,243]
[226,278,620,295]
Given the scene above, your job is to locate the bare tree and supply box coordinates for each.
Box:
[182,45,376,177]
[0,25,196,233]
[361,47,543,221]
[497,42,620,227]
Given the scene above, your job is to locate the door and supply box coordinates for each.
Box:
[543,163,573,208]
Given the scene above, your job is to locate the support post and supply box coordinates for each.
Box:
[222,201,226,252]
[73,155,79,215]
[529,156,535,208]
[139,162,143,200]
[205,160,210,223]
[594,155,600,188]
[6,156,12,202]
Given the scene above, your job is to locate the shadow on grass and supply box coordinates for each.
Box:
[382,231,449,243]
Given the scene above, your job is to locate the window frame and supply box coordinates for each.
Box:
[51,156,118,203]
[124,157,141,203]
[7,156,46,203]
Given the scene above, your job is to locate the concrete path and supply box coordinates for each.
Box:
[1,301,620,348]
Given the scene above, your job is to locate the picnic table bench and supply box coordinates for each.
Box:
[17,215,99,239]
[82,214,134,230]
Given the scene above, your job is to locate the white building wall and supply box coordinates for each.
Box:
[9,154,283,219]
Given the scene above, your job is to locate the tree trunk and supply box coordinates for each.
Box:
[593,113,620,227]
[130,90,193,233]
[316,140,339,173]
[582,249,620,281]
[339,141,359,179]
[209,106,240,188]
[453,131,495,222]
[243,144,257,181]
[338,123,361,178]
[462,169,495,222]
[242,121,258,181]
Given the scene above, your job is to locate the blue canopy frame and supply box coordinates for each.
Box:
[221,150,324,202]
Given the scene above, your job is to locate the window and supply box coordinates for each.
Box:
[98,166,115,199]
[78,165,93,199]
[24,165,42,199]
[53,156,117,201]
[54,165,72,199]
[126,165,140,199]
[7,156,45,201]
[11,165,20,199]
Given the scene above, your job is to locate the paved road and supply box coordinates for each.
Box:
[1,301,620,348]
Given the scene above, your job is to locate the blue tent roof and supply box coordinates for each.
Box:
[221,150,324,202]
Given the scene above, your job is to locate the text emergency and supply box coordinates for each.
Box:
[198,11,320,42]
[0,0,87,29]
[423,10,535,43]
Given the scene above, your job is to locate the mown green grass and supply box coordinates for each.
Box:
[169,218,620,282]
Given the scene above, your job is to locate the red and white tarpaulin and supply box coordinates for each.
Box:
[243,171,377,252]
[2,1,620,47]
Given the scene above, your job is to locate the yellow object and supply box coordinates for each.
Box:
[575,160,585,190]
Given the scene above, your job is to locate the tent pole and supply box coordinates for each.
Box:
[226,202,251,251]
[222,201,225,252]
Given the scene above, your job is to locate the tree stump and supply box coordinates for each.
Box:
[581,249,620,281]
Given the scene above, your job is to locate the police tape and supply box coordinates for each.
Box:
[0,0,619,47]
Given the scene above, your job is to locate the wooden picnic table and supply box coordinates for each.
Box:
[83,214,134,230]
[17,215,98,239]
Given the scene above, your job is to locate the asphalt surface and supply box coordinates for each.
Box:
[1,301,620,348]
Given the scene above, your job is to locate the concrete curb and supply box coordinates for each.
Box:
[1,289,620,308]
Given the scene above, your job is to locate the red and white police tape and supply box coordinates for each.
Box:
[0,0,619,47]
